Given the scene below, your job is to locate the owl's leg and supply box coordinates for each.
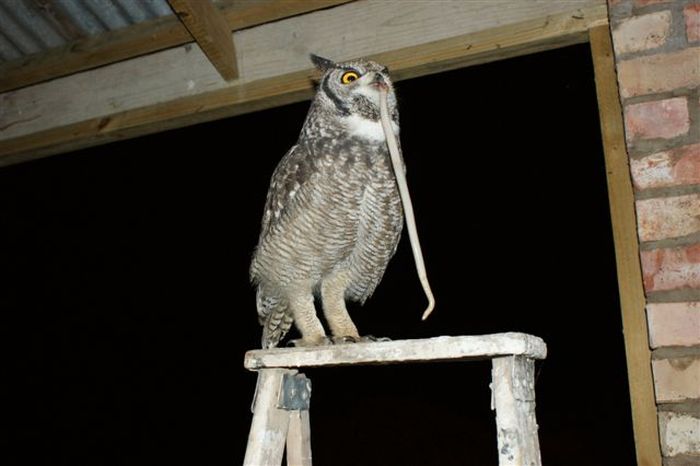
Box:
[321,271,361,343]
[287,284,330,347]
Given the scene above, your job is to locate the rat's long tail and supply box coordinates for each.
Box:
[378,88,435,320]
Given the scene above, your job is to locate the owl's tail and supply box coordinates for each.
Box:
[256,286,293,349]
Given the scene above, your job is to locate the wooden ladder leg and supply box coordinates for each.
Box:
[286,410,312,466]
[243,369,295,466]
[281,372,312,465]
[491,355,542,466]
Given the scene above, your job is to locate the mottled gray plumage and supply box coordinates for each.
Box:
[250,55,403,348]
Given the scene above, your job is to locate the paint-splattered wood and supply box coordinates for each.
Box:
[492,356,542,466]
[286,410,312,466]
[243,369,295,466]
[244,333,547,370]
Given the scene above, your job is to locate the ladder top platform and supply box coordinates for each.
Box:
[244,332,546,370]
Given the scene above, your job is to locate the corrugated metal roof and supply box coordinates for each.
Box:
[0,0,175,63]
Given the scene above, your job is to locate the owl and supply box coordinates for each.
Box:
[250,54,403,348]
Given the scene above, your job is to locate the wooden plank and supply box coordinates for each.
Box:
[0,1,607,166]
[244,369,294,466]
[589,25,662,466]
[168,0,238,81]
[244,334,547,370]
[0,0,354,93]
[491,356,542,466]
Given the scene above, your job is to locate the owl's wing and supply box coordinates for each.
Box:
[258,144,315,239]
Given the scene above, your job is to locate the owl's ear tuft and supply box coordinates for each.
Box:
[310,54,335,72]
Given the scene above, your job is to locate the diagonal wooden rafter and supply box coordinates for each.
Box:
[0,0,353,93]
[168,0,238,81]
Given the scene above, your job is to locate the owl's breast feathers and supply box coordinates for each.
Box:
[251,124,403,302]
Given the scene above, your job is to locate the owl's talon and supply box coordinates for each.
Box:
[287,336,333,347]
[332,336,359,344]
[359,335,391,343]
[331,335,391,344]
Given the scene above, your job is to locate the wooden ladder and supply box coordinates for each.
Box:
[242,333,547,466]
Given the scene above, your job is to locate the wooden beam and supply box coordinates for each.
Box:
[168,0,238,81]
[0,1,607,166]
[0,0,354,93]
[589,25,662,466]
[244,334,546,370]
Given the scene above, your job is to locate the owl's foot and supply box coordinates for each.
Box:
[287,336,333,347]
[360,335,391,343]
[332,335,360,344]
[331,335,391,344]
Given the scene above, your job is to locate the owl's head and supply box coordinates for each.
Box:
[310,54,397,121]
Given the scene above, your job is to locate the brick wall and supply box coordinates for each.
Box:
[608,1,700,464]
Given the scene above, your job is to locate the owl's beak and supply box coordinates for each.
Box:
[370,73,389,90]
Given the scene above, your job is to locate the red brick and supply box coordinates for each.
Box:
[625,97,690,143]
[647,302,700,348]
[631,143,700,189]
[653,357,700,402]
[635,0,671,5]
[659,411,700,456]
[613,11,671,55]
[641,244,700,292]
[636,194,700,242]
[685,4,700,42]
[618,48,700,98]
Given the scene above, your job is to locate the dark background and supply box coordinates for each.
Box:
[3,43,636,465]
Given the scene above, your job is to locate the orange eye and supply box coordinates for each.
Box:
[341,71,360,84]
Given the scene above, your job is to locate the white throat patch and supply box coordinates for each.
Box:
[343,114,400,143]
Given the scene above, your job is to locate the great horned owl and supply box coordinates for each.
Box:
[250,55,403,348]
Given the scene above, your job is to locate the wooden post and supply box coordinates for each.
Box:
[589,25,662,466]
[286,410,312,466]
[491,356,541,466]
[243,369,295,466]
